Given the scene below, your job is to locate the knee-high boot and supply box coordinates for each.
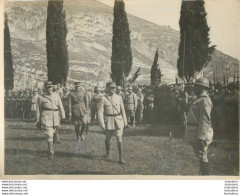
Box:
[105,140,111,159]
[85,123,89,135]
[199,161,209,175]
[80,123,85,140]
[117,142,125,165]
[47,141,54,159]
[75,125,80,141]
[54,128,61,143]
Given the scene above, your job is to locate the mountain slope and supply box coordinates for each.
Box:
[5,0,239,89]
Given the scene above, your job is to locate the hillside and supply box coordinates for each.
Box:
[5,0,239,89]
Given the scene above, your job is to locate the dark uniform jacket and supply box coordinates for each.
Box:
[68,91,89,120]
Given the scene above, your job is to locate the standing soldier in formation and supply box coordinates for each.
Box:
[91,86,103,122]
[17,90,24,119]
[11,91,18,118]
[125,86,138,126]
[143,86,154,123]
[36,81,65,159]
[31,88,39,121]
[135,87,144,124]
[5,90,12,118]
[61,87,70,122]
[116,86,124,100]
[85,88,93,134]
[185,77,213,175]
[68,82,89,142]
[225,82,239,140]
[57,83,63,98]
[211,83,226,137]
[97,83,128,164]
[23,90,32,119]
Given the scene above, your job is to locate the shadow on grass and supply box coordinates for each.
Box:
[5,137,46,141]
[5,148,94,160]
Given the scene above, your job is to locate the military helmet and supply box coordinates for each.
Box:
[128,86,133,90]
[109,83,116,88]
[194,77,209,88]
[94,86,101,92]
[45,81,53,88]
[74,82,81,87]
[117,86,122,90]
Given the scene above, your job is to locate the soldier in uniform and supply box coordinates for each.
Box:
[11,91,18,118]
[97,83,128,164]
[36,81,65,159]
[61,87,70,122]
[57,84,63,98]
[185,77,213,175]
[91,86,103,122]
[125,86,138,126]
[5,90,12,118]
[68,82,89,142]
[225,82,239,140]
[211,83,226,137]
[23,90,32,119]
[116,86,124,100]
[17,90,25,119]
[31,88,39,121]
[135,87,144,124]
[143,86,154,123]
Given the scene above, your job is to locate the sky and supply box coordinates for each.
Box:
[97,0,240,60]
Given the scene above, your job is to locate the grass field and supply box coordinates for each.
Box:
[4,120,239,175]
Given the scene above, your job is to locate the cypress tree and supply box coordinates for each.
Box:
[177,0,215,82]
[46,0,68,85]
[4,13,14,91]
[151,48,162,86]
[111,0,132,87]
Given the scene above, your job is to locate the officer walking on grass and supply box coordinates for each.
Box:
[185,77,213,175]
[98,83,128,164]
[36,81,65,159]
[68,82,89,142]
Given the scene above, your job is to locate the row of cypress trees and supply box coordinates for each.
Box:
[4,0,215,90]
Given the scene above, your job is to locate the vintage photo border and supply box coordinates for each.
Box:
[0,0,239,180]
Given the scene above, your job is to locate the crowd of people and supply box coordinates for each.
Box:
[4,80,239,141]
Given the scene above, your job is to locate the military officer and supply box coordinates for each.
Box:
[125,86,138,126]
[68,82,89,142]
[98,83,128,164]
[36,81,65,159]
[185,77,213,175]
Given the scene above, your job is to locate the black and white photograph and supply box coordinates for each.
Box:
[2,0,240,177]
